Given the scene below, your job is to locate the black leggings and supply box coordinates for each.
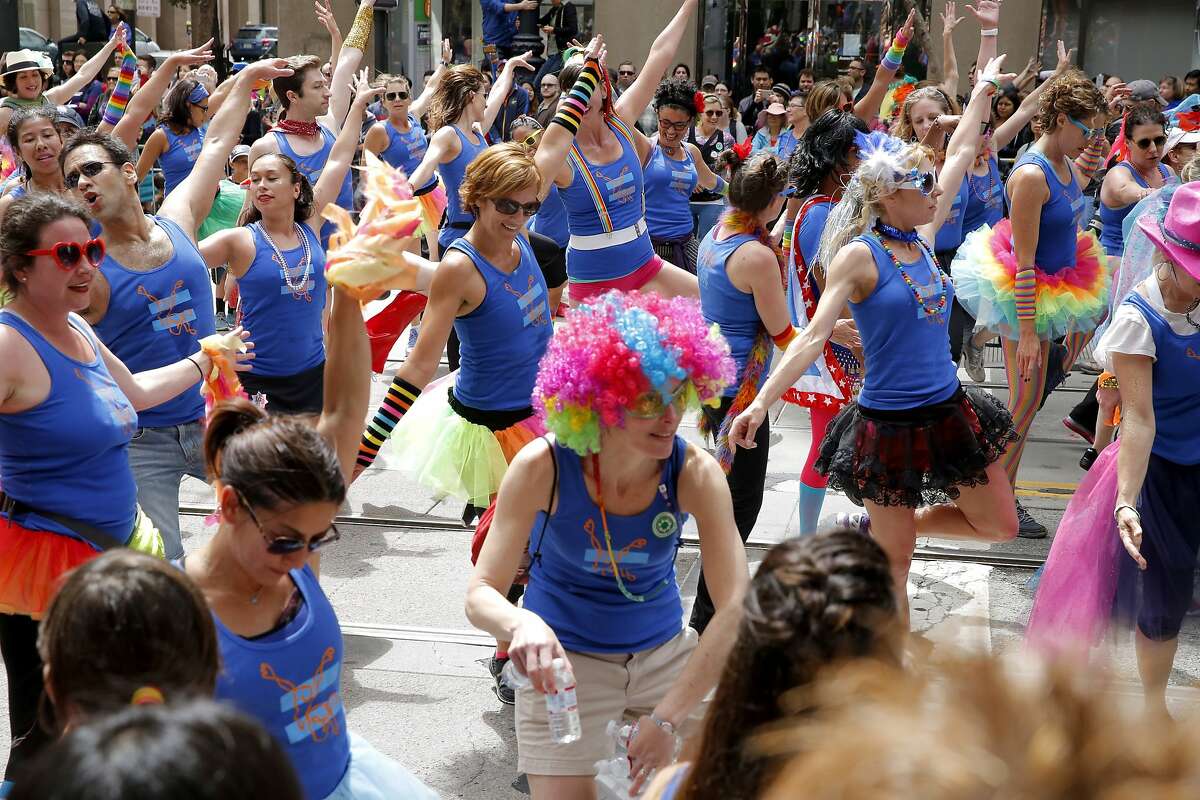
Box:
[688,396,770,634]
[0,613,52,780]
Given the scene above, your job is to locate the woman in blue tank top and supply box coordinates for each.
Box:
[466,290,748,799]
[0,194,247,776]
[645,79,725,274]
[200,74,381,415]
[511,116,570,302]
[952,70,1109,536]
[182,276,437,800]
[692,151,790,632]
[1098,106,1172,258]
[732,79,1021,623]
[135,78,212,198]
[0,108,67,220]
[547,2,701,303]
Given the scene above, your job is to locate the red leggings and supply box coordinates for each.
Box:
[801,403,840,487]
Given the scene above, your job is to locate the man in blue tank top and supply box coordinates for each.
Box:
[60,60,291,560]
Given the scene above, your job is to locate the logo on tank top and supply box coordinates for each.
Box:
[669,169,692,195]
[594,165,637,206]
[912,275,944,321]
[72,367,137,437]
[651,511,678,538]
[1187,347,1200,362]
[260,646,343,744]
[137,280,197,336]
[582,517,647,580]
[502,275,549,327]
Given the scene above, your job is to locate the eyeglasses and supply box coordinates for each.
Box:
[236,490,341,555]
[899,169,937,196]
[1068,116,1103,140]
[628,382,689,419]
[193,104,209,112]
[703,109,725,116]
[491,197,541,216]
[384,90,410,101]
[787,103,804,111]
[1134,135,1168,150]
[540,82,558,89]
[618,70,636,76]
[659,118,691,132]
[25,238,105,271]
[65,160,116,190]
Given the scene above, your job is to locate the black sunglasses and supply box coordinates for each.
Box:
[385,90,409,101]
[236,490,341,555]
[65,160,116,189]
[1134,135,1167,150]
[618,70,635,76]
[491,197,541,216]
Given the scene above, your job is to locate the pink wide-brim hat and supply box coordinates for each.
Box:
[1138,181,1200,281]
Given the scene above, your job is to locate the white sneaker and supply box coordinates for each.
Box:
[962,338,986,383]
[818,511,872,536]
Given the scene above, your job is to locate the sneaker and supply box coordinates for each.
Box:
[818,511,872,536]
[961,337,987,383]
[1076,358,1103,375]
[406,325,420,353]
[1062,415,1095,445]
[1015,501,1047,539]
[215,311,232,332]
[489,655,516,706]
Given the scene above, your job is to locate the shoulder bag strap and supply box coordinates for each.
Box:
[530,436,557,566]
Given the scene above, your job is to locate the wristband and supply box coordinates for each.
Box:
[780,227,793,255]
[771,325,798,349]
[357,376,423,469]
[980,28,998,37]
[648,713,677,736]
[713,175,728,196]
[1014,267,1037,321]
[185,355,206,382]
[550,57,601,136]
[344,2,375,51]
[1114,504,1140,521]
[1097,371,1119,390]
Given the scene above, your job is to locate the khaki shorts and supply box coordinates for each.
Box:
[516,628,704,776]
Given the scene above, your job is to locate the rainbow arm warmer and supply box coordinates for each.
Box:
[772,325,798,349]
[356,376,422,469]
[881,28,911,73]
[549,57,602,136]
[101,47,138,127]
[1074,136,1107,181]
[1014,267,1037,321]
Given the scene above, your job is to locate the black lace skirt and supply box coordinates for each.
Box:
[814,385,1018,508]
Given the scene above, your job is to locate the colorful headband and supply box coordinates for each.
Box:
[131,686,165,706]
[535,291,734,455]
[188,83,210,105]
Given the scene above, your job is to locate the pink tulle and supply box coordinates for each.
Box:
[1026,442,1123,656]
[987,218,1107,291]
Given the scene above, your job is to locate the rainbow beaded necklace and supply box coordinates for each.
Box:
[872,228,947,322]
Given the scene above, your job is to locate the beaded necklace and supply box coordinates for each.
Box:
[257,222,312,298]
[873,232,947,322]
[968,159,997,207]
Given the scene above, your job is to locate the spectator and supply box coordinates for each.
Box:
[105,5,134,47]
[713,80,731,100]
[700,74,718,91]
[136,54,155,83]
[673,63,691,80]
[738,65,772,129]
[58,50,77,83]
[66,52,103,120]
[87,65,120,127]
[797,67,815,92]
[1164,126,1200,175]
[1185,69,1200,97]
[719,91,747,142]
[616,60,637,96]
[59,0,110,55]
[488,74,530,142]
[481,0,538,60]
[1126,78,1167,111]
[1159,74,1182,110]
[538,0,578,56]
[750,101,788,155]
[534,72,560,128]
[847,56,867,100]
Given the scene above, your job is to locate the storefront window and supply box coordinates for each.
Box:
[440,0,595,66]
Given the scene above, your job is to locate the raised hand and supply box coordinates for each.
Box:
[351,68,384,111]
[1053,39,1074,74]
[942,2,965,35]
[240,57,295,85]
[973,53,1015,96]
[315,0,341,38]
[164,39,216,71]
[441,38,453,65]
[504,51,535,73]
[964,0,1001,29]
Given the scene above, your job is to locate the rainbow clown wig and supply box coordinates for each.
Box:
[535,291,735,456]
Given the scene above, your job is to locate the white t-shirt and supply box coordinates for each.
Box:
[1095,277,1198,368]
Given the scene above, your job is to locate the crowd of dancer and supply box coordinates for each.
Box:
[0,0,1197,796]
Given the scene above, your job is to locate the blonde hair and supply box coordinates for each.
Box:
[458,142,541,216]
[892,84,958,143]
[428,65,485,130]
[1180,150,1200,182]
[376,73,410,91]
[762,654,1200,799]
[817,141,931,269]
[806,81,848,123]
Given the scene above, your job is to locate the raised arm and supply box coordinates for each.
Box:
[47,27,124,104]
[405,125,458,196]
[853,8,916,122]
[315,0,343,79]
[310,71,383,227]
[993,41,1070,152]
[483,53,533,135]
[965,0,1000,78]
[534,37,605,199]
[111,41,215,151]
[614,0,698,126]
[159,59,295,236]
[410,39,453,121]
[940,3,963,98]
[320,0,375,131]
[316,286,371,486]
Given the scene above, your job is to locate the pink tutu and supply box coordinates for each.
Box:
[1026,443,1123,656]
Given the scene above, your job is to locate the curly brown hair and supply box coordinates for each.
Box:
[1036,69,1107,133]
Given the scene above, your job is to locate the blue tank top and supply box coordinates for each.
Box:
[6,183,26,201]
[0,311,138,543]
[449,236,552,411]
[158,124,206,197]
[529,184,569,248]
[436,125,489,249]
[933,176,970,251]
[1005,150,1085,274]
[93,216,215,427]
[272,125,355,243]
[849,235,960,410]
[1099,162,1171,257]
[1125,292,1200,465]
[961,157,1004,234]
[698,228,769,398]
[379,115,433,190]
[523,437,688,653]
[561,117,655,283]
[240,223,327,377]
[644,144,698,241]
[212,564,350,800]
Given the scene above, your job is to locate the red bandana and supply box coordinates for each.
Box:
[274,119,321,138]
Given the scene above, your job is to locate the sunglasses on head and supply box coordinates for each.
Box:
[25,238,105,271]
[1067,116,1103,140]
[628,382,690,419]
[491,197,541,216]
[899,169,937,196]
[1134,135,1167,150]
[65,160,116,189]
[236,490,341,555]
[385,90,409,101]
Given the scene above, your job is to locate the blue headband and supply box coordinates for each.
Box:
[188,84,210,105]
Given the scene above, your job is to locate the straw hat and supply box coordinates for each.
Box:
[3,50,53,78]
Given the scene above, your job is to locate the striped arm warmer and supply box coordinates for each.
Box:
[101,47,138,127]
[881,29,911,73]
[1014,267,1037,321]
[1074,136,1107,179]
[549,57,602,136]
[356,376,422,469]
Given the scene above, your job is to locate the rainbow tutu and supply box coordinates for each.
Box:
[379,372,544,507]
[951,219,1110,341]
[414,180,447,237]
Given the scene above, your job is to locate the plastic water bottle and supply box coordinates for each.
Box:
[594,721,636,799]
[501,657,582,744]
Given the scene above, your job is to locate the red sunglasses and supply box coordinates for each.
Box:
[25,238,106,271]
